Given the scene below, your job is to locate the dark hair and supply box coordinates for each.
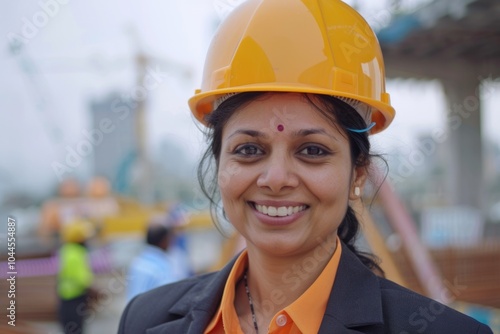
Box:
[197,92,383,273]
[146,225,170,248]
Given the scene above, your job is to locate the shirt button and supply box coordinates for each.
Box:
[276,314,287,327]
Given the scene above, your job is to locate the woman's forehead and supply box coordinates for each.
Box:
[223,93,342,135]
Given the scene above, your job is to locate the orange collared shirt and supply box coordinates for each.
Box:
[205,238,342,334]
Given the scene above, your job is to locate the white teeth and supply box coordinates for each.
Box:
[277,207,287,216]
[255,204,306,217]
[268,206,277,216]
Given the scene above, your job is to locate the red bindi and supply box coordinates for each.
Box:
[277,124,284,132]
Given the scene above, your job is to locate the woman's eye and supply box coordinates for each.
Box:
[299,146,328,157]
[234,144,263,156]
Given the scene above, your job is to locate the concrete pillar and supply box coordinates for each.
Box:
[441,77,484,211]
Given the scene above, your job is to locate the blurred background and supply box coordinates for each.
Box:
[1,0,499,332]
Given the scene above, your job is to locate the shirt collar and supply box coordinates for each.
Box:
[205,249,248,333]
[205,237,342,334]
[285,239,342,334]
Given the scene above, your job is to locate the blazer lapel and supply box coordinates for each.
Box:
[144,245,384,334]
[145,309,212,334]
[146,258,237,334]
[318,243,385,334]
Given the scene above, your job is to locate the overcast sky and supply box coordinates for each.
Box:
[1,0,499,199]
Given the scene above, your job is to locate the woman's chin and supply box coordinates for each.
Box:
[247,234,309,257]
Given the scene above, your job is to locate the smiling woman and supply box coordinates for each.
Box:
[202,93,377,268]
[218,94,362,257]
[118,0,493,333]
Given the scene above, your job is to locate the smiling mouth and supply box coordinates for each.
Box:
[250,202,308,217]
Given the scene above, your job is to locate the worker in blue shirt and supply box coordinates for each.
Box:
[126,224,177,301]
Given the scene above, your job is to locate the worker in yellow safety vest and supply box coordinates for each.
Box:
[57,219,95,334]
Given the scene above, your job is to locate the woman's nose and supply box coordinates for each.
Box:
[256,154,299,193]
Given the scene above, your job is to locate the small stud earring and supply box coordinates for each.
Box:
[354,187,360,197]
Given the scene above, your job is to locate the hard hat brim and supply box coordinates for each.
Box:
[189,84,395,134]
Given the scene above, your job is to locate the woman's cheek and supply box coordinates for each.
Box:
[218,159,244,190]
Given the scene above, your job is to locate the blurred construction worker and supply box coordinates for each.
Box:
[163,203,194,279]
[57,218,95,334]
[126,224,178,301]
[84,176,119,225]
[39,178,83,246]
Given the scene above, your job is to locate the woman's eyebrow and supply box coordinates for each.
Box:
[292,128,338,141]
[227,129,268,140]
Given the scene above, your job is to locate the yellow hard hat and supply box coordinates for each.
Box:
[61,219,95,243]
[189,0,395,134]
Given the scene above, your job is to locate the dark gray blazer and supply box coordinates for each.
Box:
[118,243,493,333]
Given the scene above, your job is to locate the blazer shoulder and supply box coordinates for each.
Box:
[377,277,493,333]
[118,272,217,334]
